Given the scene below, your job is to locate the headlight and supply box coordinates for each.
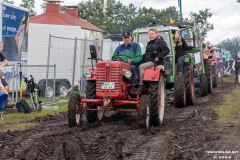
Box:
[124,71,132,78]
[85,72,92,78]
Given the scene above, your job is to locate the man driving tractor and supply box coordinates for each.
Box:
[111,32,143,94]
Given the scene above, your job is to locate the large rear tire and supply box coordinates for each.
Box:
[205,61,213,93]
[86,81,98,123]
[200,75,208,97]
[148,73,166,126]
[184,63,195,106]
[68,93,81,127]
[174,74,186,108]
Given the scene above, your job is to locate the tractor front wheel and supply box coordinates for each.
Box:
[174,74,186,108]
[86,81,98,123]
[68,93,81,127]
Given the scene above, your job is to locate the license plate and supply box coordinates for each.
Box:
[101,82,115,89]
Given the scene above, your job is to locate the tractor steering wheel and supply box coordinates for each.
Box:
[112,54,132,63]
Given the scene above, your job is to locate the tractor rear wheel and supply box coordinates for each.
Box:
[68,93,81,127]
[86,81,98,123]
[212,63,217,88]
[184,63,195,106]
[174,74,186,108]
[200,75,208,97]
[205,61,213,93]
[147,72,166,126]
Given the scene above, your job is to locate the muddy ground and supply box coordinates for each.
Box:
[0,80,239,160]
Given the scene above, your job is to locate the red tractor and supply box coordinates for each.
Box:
[68,45,165,128]
[68,45,166,129]
[203,45,218,93]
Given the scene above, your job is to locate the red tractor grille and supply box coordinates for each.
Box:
[96,66,121,95]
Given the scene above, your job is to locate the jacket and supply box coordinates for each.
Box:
[143,37,170,65]
[111,42,142,65]
[175,38,194,59]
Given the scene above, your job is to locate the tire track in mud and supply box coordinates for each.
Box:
[0,80,236,160]
[200,125,240,160]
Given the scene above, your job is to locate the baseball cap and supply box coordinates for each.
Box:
[122,32,131,38]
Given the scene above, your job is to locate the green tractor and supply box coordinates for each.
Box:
[133,23,208,108]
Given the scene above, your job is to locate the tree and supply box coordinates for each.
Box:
[3,0,14,4]
[189,9,214,41]
[77,0,179,36]
[20,0,36,16]
[219,37,240,56]
[41,2,47,12]
[128,6,179,30]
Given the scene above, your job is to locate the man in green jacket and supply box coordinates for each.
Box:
[112,32,143,94]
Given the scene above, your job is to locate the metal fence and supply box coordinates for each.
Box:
[2,64,56,105]
[46,35,119,95]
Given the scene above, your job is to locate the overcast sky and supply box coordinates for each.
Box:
[13,0,240,45]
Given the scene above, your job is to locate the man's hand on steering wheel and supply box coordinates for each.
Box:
[112,54,132,63]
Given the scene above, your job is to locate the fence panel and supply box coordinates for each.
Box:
[46,35,121,97]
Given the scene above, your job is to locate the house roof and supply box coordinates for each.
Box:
[29,4,103,32]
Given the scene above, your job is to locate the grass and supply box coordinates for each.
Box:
[0,96,69,132]
[215,76,240,125]
[222,76,234,83]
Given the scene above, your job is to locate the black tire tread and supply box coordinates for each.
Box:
[184,63,195,106]
[174,74,185,108]
[148,74,165,126]
[200,75,208,97]
[205,62,212,93]
[212,64,217,88]
[68,93,80,127]
[86,81,98,123]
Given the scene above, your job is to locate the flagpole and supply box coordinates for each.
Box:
[178,0,183,22]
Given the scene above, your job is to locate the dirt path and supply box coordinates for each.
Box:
[0,80,239,160]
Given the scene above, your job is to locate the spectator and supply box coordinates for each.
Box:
[0,42,8,68]
[233,52,240,84]
[173,31,194,74]
[111,32,142,94]
[136,27,170,94]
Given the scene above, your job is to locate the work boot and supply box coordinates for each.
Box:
[135,85,146,94]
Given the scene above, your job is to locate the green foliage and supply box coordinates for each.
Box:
[219,36,240,56]
[190,9,214,41]
[41,2,47,12]
[77,0,179,36]
[20,0,36,16]
[3,0,14,4]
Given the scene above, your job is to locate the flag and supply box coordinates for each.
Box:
[170,17,174,24]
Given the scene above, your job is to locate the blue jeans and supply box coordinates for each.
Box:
[131,65,137,85]
[177,56,185,74]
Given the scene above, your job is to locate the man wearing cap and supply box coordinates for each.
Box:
[111,32,143,94]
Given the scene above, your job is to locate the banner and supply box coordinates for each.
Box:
[2,4,28,61]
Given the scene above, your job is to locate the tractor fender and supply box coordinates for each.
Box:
[86,68,97,81]
[143,68,162,82]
